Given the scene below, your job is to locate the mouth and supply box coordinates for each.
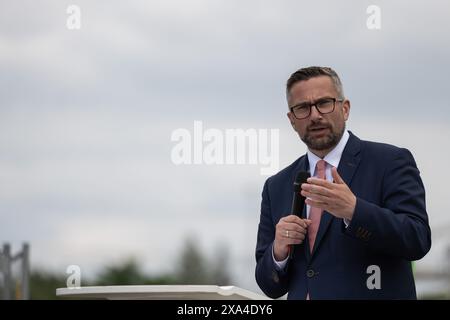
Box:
[309,126,330,133]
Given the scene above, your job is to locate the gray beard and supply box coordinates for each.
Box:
[301,125,345,151]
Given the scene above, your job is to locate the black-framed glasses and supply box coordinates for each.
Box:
[290,97,344,120]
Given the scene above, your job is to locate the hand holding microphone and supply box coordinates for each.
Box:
[273,171,311,261]
[273,215,311,261]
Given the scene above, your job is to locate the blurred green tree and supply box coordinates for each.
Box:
[93,258,177,286]
[174,236,232,285]
[25,236,232,299]
[174,236,210,284]
[209,242,231,286]
[30,269,66,300]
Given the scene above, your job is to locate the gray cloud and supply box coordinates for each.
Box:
[1,0,449,293]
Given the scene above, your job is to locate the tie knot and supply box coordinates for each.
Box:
[316,160,326,179]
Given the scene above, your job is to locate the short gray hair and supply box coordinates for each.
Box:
[286,66,345,102]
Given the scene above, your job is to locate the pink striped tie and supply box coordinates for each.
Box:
[308,159,326,252]
[306,159,326,300]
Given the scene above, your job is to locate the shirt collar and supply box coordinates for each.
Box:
[307,130,350,176]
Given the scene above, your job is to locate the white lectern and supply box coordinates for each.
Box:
[56,285,270,300]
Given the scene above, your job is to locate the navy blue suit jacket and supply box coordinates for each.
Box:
[255,132,431,299]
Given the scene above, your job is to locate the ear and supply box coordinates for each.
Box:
[342,99,350,121]
[287,112,296,129]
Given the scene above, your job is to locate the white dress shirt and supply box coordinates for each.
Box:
[273,130,350,269]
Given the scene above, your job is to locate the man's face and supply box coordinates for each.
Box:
[287,76,350,155]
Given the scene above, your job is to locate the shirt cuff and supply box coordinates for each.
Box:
[272,243,289,270]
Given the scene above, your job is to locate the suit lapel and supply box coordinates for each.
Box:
[311,212,333,255]
[336,131,362,188]
[310,132,362,257]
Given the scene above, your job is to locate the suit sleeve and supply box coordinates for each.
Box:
[344,148,432,260]
[255,179,290,298]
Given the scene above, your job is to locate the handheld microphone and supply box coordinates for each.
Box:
[289,171,310,258]
[292,171,310,217]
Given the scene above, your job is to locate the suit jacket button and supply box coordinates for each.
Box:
[272,270,280,283]
[307,269,315,278]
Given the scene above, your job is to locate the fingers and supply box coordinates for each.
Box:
[305,198,328,209]
[276,215,311,246]
[301,183,333,197]
[288,228,307,236]
[287,230,306,241]
[331,167,345,184]
[305,177,334,188]
[306,168,346,186]
[279,229,306,244]
[281,215,310,229]
[301,190,330,205]
[273,215,310,260]
[286,234,305,245]
[282,214,304,223]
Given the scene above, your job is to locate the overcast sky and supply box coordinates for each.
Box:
[1,0,450,294]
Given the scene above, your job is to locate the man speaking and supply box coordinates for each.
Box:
[255,66,431,299]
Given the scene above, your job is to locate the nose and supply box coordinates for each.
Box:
[309,105,323,120]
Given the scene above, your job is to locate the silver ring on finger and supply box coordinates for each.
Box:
[286,230,289,238]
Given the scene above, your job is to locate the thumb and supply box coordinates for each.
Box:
[332,167,345,184]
